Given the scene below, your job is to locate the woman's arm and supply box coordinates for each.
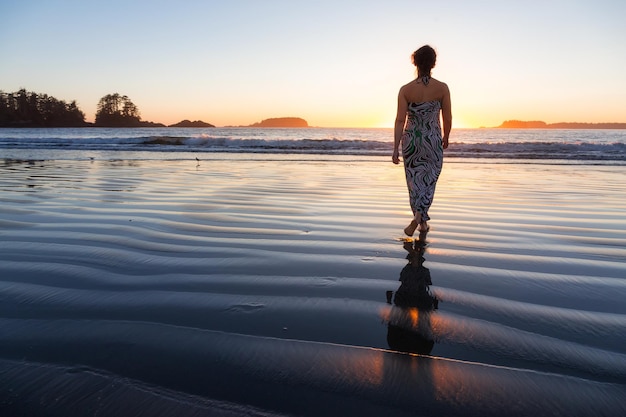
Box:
[392,88,408,164]
[441,83,452,149]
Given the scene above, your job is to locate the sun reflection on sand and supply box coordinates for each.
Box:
[334,350,386,387]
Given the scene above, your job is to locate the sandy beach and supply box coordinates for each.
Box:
[1,154,625,416]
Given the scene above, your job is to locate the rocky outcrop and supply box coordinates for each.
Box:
[169,120,215,128]
[249,117,308,128]
[497,120,626,129]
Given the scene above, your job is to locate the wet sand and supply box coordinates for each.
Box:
[1,155,625,416]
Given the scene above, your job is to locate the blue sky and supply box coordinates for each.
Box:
[1,0,625,127]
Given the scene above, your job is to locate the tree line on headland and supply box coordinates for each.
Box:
[0,89,86,127]
[0,89,214,128]
[0,89,308,128]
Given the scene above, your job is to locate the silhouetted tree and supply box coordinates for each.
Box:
[95,93,142,127]
[0,89,86,127]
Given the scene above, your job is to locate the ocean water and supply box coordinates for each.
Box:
[0,127,625,162]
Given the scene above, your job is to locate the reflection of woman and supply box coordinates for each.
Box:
[392,45,452,236]
[386,237,439,355]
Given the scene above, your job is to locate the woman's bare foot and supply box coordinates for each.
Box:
[404,212,422,237]
[404,220,418,236]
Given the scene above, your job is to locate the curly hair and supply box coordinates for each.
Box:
[412,45,437,76]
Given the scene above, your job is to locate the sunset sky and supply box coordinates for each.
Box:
[1,0,624,128]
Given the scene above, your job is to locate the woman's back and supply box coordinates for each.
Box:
[400,77,448,105]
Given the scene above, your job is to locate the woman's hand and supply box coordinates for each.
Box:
[443,138,449,149]
[392,148,400,164]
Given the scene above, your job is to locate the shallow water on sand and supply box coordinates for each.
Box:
[1,154,625,416]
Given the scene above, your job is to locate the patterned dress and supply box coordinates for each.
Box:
[402,100,443,222]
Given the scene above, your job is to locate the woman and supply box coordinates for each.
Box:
[392,45,451,236]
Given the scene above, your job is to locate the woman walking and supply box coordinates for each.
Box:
[392,45,452,236]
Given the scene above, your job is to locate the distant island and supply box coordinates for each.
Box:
[169,119,215,128]
[497,120,626,129]
[249,117,308,128]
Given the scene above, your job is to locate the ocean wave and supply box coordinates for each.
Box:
[1,129,625,161]
[446,141,626,160]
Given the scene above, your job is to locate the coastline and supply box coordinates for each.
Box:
[1,155,625,415]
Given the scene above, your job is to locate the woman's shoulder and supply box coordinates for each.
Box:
[431,79,450,95]
[399,80,415,92]
[429,77,448,88]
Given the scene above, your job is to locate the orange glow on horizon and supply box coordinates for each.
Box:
[120,106,580,130]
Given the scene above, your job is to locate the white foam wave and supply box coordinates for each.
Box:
[1,130,625,161]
